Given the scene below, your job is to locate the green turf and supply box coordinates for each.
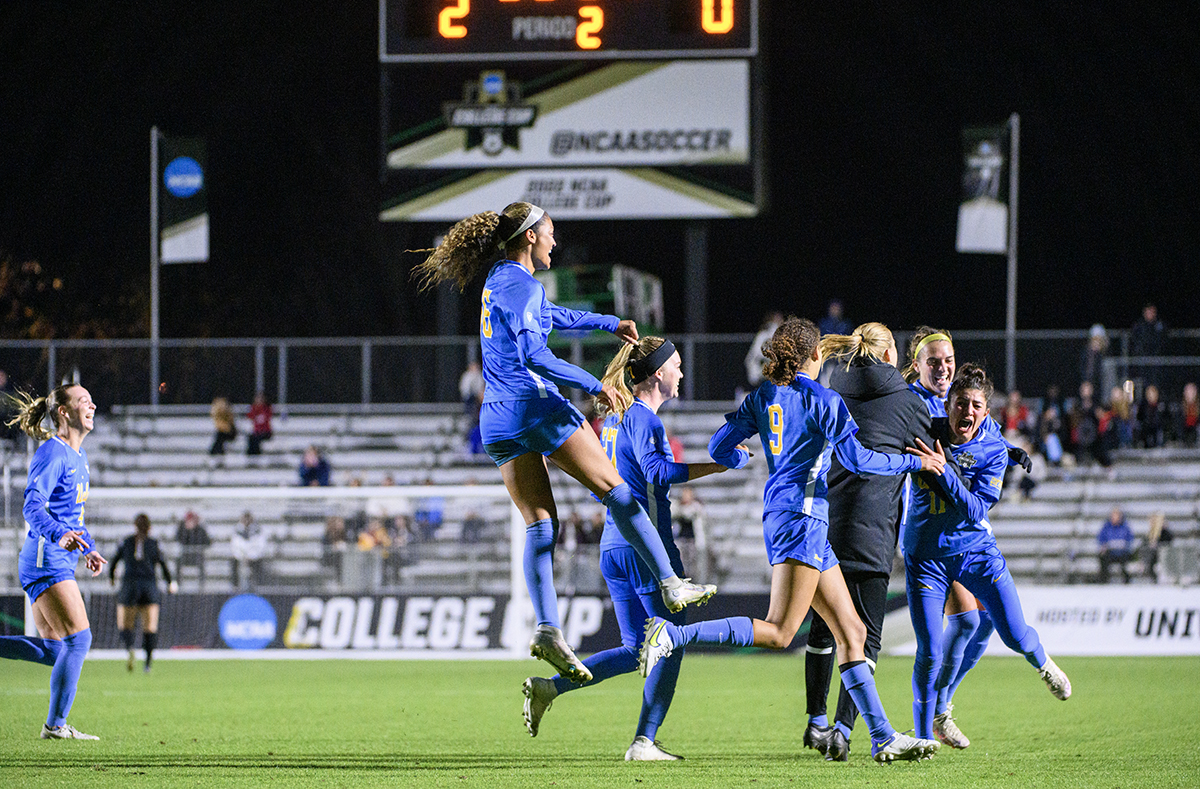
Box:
[1,655,1196,788]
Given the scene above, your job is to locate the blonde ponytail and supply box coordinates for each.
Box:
[821,322,894,371]
[595,336,669,419]
[4,386,74,441]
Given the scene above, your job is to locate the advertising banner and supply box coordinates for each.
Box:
[955,125,1009,254]
[159,135,209,263]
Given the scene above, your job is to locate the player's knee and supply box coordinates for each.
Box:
[759,625,796,650]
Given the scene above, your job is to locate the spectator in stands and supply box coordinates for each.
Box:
[459,361,486,457]
[1139,511,1173,582]
[1097,507,1135,584]
[744,310,783,389]
[672,487,709,584]
[1069,381,1111,469]
[1106,385,1134,450]
[357,517,395,583]
[818,299,852,336]
[246,391,273,456]
[414,478,444,541]
[1079,324,1110,397]
[667,432,685,463]
[322,516,348,585]
[1001,390,1034,442]
[230,511,270,589]
[1175,382,1199,447]
[1037,391,1066,466]
[174,510,212,589]
[1129,303,1166,388]
[209,397,237,456]
[298,445,331,487]
[1136,384,1167,448]
[461,509,486,544]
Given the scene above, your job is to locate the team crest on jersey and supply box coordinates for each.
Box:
[956,451,977,469]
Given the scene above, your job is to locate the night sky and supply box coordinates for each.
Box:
[2,2,1197,341]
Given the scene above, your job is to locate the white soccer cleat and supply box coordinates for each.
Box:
[625,735,683,761]
[522,676,558,737]
[529,624,592,684]
[872,731,939,763]
[40,723,99,741]
[639,617,676,678]
[661,579,717,613]
[933,705,970,749]
[1038,657,1072,700]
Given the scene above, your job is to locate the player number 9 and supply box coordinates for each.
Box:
[767,404,783,456]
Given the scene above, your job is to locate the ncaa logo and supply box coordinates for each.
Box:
[164,156,204,198]
[219,594,277,650]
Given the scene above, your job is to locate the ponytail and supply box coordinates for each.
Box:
[820,321,894,371]
[4,385,76,441]
[410,202,546,292]
[595,336,669,419]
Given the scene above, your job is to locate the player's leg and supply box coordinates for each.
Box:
[932,582,979,748]
[803,610,837,754]
[143,603,160,671]
[499,452,590,682]
[906,556,952,741]
[117,603,136,671]
[949,604,995,699]
[827,572,890,756]
[32,580,98,739]
[549,426,713,611]
[629,584,686,759]
[0,596,64,666]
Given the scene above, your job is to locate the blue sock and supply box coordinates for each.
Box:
[839,661,894,744]
[834,721,852,740]
[670,616,755,649]
[0,635,65,667]
[552,645,638,695]
[809,714,829,728]
[47,628,91,728]
[522,519,559,628]
[936,610,980,713]
[602,484,675,581]
[637,644,683,740]
[947,609,993,702]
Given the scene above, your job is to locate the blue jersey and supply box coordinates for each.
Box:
[709,373,919,521]
[20,437,93,575]
[903,429,1007,560]
[598,401,689,553]
[479,261,618,404]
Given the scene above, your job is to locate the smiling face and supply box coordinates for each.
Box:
[57,385,96,435]
[916,340,955,398]
[527,216,556,271]
[948,386,989,444]
[654,351,683,400]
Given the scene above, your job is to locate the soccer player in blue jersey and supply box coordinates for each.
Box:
[413,202,716,683]
[522,336,738,759]
[0,384,105,740]
[639,317,945,763]
[904,363,1071,745]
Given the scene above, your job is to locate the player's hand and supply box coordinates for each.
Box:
[168,580,179,594]
[83,551,107,577]
[614,319,639,346]
[907,438,947,475]
[58,530,90,552]
[596,383,626,413]
[1008,446,1033,473]
[736,443,753,458]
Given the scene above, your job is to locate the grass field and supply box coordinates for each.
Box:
[2,654,1197,788]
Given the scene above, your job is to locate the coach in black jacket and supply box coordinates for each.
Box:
[803,324,934,761]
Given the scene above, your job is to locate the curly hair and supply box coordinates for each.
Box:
[819,322,894,371]
[595,336,669,419]
[4,384,79,441]
[948,362,994,403]
[410,202,545,292]
[762,317,820,386]
[903,325,954,384]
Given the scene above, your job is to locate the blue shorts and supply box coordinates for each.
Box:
[601,544,684,599]
[18,535,80,602]
[762,511,839,571]
[481,398,585,467]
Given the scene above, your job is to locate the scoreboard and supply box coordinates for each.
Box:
[379,0,761,221]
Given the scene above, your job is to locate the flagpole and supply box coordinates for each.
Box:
[1005,112,1019,393]
[150,126,160,409]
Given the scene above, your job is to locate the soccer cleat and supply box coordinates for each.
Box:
[126,649,135,672]
[803,723,834,755]
[826,728,850,762]
[625,735,683,761]
[522,676,558,737]
[1038,657,1072,700]
[40,723,99,741]
[933,705,970,749]
[639,617,675,678]
[872,731,939,763]
[661,579,717,613]
[529,624,592,684]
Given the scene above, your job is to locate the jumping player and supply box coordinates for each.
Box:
[109,513,178,673]
[0,384,105,739]
[904,363,1071,744]
[639,318,944,763]
[412,202,715,682]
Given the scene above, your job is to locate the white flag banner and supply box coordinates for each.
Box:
[956,126,1009,254]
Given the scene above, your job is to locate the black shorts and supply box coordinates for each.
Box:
[117,579,161,607]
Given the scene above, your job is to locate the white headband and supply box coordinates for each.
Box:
[503,206,544,244]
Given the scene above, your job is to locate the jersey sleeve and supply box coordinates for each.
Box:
[515,332,604,395]
[708,394,758,469]
[630,413,689,487]
[22,450,72,544]
[931,445,1005,523]
[550,304,620,333]
[826,394,920,476]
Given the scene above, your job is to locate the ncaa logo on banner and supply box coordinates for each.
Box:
[219,594,277,650]
[164,156,204,198]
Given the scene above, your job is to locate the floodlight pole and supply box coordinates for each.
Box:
[1005,113,1019,394]
[150,126,161,410]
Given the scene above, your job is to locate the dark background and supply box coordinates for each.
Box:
[2,1,1197,342]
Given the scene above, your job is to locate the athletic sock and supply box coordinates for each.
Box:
[947,609,993,702]
[143,631,158,667]
[119,628,134,650]
[834,721,853,741]
[936,610,980,713]
[552,645,638,695]
[839,660,894,744]
[805,642,836,722]
[637,642,683,741]
[47,628,91,728]
[670,616,754,649]
[808,714,829,728]
[602,484,675,581]
[522,518,560,628]
[0,635,64,667]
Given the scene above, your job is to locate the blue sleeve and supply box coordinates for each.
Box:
[825,395,920,476]
[708,395,758,469]
[23,450,73,545]
[550,304,619,333]
[632,415,689,487]
[932,449,1005,524]
[515,332,604,395]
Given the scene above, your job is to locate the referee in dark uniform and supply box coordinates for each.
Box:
[110,514,176,672]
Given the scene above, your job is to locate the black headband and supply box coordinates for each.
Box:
[629,340,677,385]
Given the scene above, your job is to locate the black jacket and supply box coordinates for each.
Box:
[826,359,933,575]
